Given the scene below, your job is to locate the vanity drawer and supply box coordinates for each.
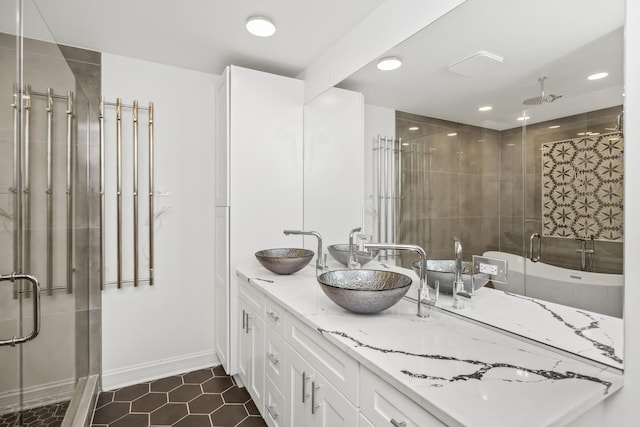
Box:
[265,323,286,392]
[360,367,445,427]
[264,297,286,337]
[285,313,359,405]
[264,375,286,427]
[239,279,265,319]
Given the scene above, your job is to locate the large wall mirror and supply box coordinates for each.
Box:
[338,0,624,368]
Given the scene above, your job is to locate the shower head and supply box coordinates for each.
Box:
[522,77,562,105]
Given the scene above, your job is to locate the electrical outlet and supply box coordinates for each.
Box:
[479,262,498,275]
[472,255,508,284]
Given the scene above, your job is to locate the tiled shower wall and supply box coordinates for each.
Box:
[396,106,623,274]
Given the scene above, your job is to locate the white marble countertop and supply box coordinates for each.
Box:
[237,261,623,427]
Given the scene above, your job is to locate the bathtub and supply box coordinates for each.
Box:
[483,251,624,318]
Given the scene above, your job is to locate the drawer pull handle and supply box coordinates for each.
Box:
[266,404,279,420]
[267,309,280,321]
[266,352,279,365]
[390,419,407,427]
[302,371,311,403]
[311,381,320,415]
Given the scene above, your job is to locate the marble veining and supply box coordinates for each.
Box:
[318,328,613,394]
[505,291,621,365]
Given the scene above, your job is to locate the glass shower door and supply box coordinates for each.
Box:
[1,1,98,424]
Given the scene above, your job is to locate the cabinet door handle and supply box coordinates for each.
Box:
[302,371,310,403]
[311,381,320,415]
[242,309,246,330]
[267,309,280,321]
[245,313,251,334]
[266,352,279,365]
[266,403,279,420]
[390,419,407,427]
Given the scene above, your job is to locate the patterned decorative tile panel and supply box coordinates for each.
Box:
[542,132,623,241]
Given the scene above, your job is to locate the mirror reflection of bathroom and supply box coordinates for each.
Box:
[341,0,624,317]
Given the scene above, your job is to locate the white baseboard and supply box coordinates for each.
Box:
[101,350,219,391]
[0,378,76,415]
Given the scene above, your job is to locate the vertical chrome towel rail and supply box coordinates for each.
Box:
[115,98,123,289]
[66,91,74,294]
[374,136,401,261]
[24,85,32,296]
[46,88,54,295]
[101,99,154,288]
[11,84,20,299]
[99,97,105,291]
[148,102,155,286]
[132,100,139,287]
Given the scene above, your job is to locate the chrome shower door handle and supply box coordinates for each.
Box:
[0,273,41,346]
[529,232,541,262]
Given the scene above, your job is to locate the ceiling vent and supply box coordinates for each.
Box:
[448,51,503,76]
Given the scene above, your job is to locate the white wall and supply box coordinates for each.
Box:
[101,54,218,389]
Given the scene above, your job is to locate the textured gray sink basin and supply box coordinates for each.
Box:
[412,260,490,294]
[317,269,412,314]
[255,248,314,275]
[327,244,379,266]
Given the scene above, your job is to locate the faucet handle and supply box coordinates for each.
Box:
[422,280,439,307]
[357,234,371,253]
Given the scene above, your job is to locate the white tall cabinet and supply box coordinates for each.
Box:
[214,66,304,375]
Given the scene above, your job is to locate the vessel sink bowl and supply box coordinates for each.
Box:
[255,248,314,275]
[327,244,380,266]
[412,260,490,294]
[317,269,412,314]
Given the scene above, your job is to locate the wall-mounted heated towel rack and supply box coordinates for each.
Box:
[100,97,155,289]
[374,135,402,261]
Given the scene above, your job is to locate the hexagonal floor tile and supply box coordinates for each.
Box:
[91,401,131,424]
[210,404,249,426]
[202,377,234,393]
[236,416,268,427]
[222,387,251,404]
[110,413,149,427]
[188,394,224,414]
[168,384,202,402]
[150,375,183,392]
[173,414,213,427]
[182,368,214,384]
[149,402,188,425]
[114,383,150,402]
[131,392,168,413]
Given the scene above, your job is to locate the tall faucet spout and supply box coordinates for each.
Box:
[452,237,464,309]
[348,227,362,269]
[363,242,432,318]
[283,230,325,272]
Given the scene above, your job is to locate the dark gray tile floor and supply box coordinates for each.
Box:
[0,400,69,427]
[91,365,266,427]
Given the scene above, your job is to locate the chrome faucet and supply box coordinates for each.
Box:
[452,237,465,309]
[348,227,362,269]
[575,236,595,271]
[283,230,326,272]
[360,239,436,318]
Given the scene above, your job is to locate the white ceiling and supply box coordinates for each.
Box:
[338,0,625,130]
[28,0,387,77]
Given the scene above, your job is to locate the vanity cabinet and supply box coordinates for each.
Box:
[237,277,445,427]
[238,282,265,413]
[285,341,358,427]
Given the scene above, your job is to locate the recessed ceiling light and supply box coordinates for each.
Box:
[587,72,608,80]
[246,16,276,37]
[548,125,561,129]
[517,116,530,121]
[377,57,402,71]
[409,126,419,131]
[447,132,457,137]
[478,105,492,112]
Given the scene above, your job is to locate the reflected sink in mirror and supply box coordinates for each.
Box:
[317,269,412,314]
[327,244,379,266]
[412,260,490,294]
